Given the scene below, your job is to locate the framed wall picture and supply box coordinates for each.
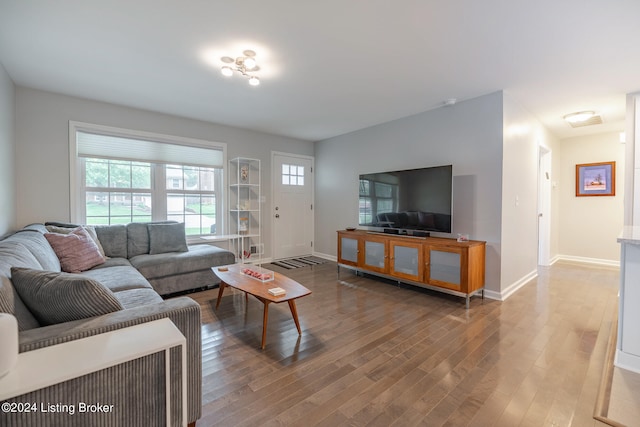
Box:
[575,161,615,197]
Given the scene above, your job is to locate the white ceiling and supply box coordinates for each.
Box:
[1,1,638,142]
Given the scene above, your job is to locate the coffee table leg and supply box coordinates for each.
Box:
[261,302,270,349]
[288,300,302,335]
[215,281,227,309]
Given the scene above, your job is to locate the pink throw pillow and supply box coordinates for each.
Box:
[45,227,106,273]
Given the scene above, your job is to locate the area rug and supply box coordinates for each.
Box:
[270,256,328,270]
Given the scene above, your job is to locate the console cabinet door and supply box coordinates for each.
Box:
[362,236,388,274]
[389,240,424,282]
[338,233,361,267]
[426,246,465,292]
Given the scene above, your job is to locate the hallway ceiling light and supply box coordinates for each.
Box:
[563,111,596,123]
[563,111,602,128]
[220,50,260,86]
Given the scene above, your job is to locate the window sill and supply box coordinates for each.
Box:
[187,234,242,245]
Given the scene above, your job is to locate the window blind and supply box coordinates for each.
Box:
[76,131,224,168]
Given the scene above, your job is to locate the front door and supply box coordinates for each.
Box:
[272,152,314,260]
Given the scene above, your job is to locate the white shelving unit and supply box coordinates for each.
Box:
[229,157,261,263]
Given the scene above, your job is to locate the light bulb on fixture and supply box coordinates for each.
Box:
[221,66,233,77]
[244,57,256,70]
[248,76,260,86]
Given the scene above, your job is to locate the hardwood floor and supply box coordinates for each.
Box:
[187,261,620,426]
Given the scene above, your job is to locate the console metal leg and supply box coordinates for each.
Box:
[466,295,470,310]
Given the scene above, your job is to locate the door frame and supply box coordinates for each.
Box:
[538,145,552,266]
[271,151,315,260]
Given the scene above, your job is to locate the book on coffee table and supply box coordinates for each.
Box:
[268,287,286,296]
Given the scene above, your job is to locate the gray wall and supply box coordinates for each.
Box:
[0,63,15,237]
[14,87,314,257]
[314,92,504,292]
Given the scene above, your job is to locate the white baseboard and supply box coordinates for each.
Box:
[487,255,619,302]
[554,254,620,268]
[482,289,502,301]
[246,257,273,264]
[313,251,337,262]
[484,269,538,302]
[537,255,558,267]
[615,349,640,374]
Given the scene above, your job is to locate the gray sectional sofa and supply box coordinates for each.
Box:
[0,222,236,426]
[47,220,236,296]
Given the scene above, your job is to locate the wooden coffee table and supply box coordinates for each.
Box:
[213,264,312,349]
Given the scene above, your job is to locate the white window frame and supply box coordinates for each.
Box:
[69,121,227,235]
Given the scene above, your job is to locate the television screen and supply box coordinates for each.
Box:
[358,165,452,233]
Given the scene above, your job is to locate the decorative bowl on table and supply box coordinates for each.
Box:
[240,266,275,282]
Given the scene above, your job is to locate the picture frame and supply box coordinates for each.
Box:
[575,161,615,197]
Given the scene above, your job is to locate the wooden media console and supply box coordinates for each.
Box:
[337,229,486,308]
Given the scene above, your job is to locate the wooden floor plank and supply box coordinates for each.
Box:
[183,261,622,427]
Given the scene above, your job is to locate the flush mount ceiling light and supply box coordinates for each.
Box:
[563,111,595,123]
[220,50,260,86]
[563,110,603,127]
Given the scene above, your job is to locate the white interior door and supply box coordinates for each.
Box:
[272,152,314,260]
[538,146,552,266]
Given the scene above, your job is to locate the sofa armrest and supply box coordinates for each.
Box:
[19,297,200,351]
[4,297,201,426]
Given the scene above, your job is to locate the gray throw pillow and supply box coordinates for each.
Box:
[147,222,188,255]
[10,267,124,326]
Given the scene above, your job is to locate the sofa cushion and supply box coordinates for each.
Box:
[10,267,124,326]
[89,257,133,269]
[113,288,163,309]
[10,230,62,272]
[82,265,153,293]
[147,269,219,296]
[23,223,50,233]
[95,224,128,258]
[44,221,80,228]
[148,222,188,255]
[45,227,106,273]
[127,222,151,258]
[130,244,234,280]
[127,221,178,258]
[0,242,49,331]
[0,234,51,271]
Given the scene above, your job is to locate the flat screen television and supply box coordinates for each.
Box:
[358,165,452,233]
